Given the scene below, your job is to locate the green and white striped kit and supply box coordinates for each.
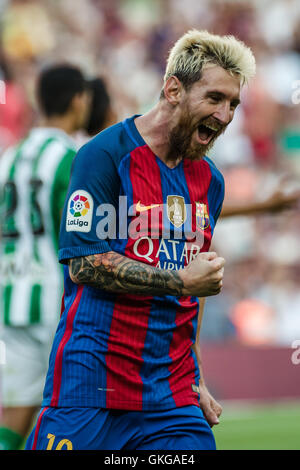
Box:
[0,128,76,326]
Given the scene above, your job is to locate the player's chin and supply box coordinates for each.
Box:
[191,132,221,160]
[185,140,212,161]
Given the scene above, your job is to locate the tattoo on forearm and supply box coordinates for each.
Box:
[69,253,184,296]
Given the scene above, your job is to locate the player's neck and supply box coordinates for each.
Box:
[135,102,182,169]
[40,114,77,136]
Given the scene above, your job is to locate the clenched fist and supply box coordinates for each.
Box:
[179,252,225,297]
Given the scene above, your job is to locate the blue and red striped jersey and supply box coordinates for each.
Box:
[42,115,225,410]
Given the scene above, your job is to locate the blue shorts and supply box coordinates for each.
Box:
[25,405,216,450]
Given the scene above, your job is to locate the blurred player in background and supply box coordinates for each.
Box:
[85,77,117,138]
[26,30,255,451]
[0,64,91,450]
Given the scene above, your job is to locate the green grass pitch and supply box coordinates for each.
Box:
[213,400,300,450]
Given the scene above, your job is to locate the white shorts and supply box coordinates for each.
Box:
[0,323,56,407]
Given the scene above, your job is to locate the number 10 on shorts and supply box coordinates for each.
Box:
[46,433,73,450]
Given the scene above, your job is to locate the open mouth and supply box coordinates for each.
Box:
[197,122,220,145]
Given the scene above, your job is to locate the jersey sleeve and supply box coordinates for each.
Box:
[206,157,225,232]
[214,175,225,223]
[50,147,76,250]
[58,139,120,264]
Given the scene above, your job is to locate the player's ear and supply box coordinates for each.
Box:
[163,76,184,106]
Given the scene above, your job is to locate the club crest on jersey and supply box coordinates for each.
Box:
[195,202,210,230]
[167,195,186,228]
[66,190,93,233]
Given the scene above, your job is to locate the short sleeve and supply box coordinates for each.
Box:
[214,177,225,223]
[205,157,225,232]
[50,148,76,250]
[58,140,120,264]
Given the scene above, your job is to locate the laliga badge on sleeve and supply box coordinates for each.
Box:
[66,190,93,232]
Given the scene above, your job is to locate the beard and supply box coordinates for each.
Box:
[166,107,226,162]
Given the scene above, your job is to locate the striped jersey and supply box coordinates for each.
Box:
[42,115,225,411]
[0,127,76,326]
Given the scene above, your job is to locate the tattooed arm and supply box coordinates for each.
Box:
[69,252,183,295]
[68,250,225,297]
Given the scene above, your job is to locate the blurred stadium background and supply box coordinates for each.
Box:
[0,0,300,450]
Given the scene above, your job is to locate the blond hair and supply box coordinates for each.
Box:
[164,29,256,88]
